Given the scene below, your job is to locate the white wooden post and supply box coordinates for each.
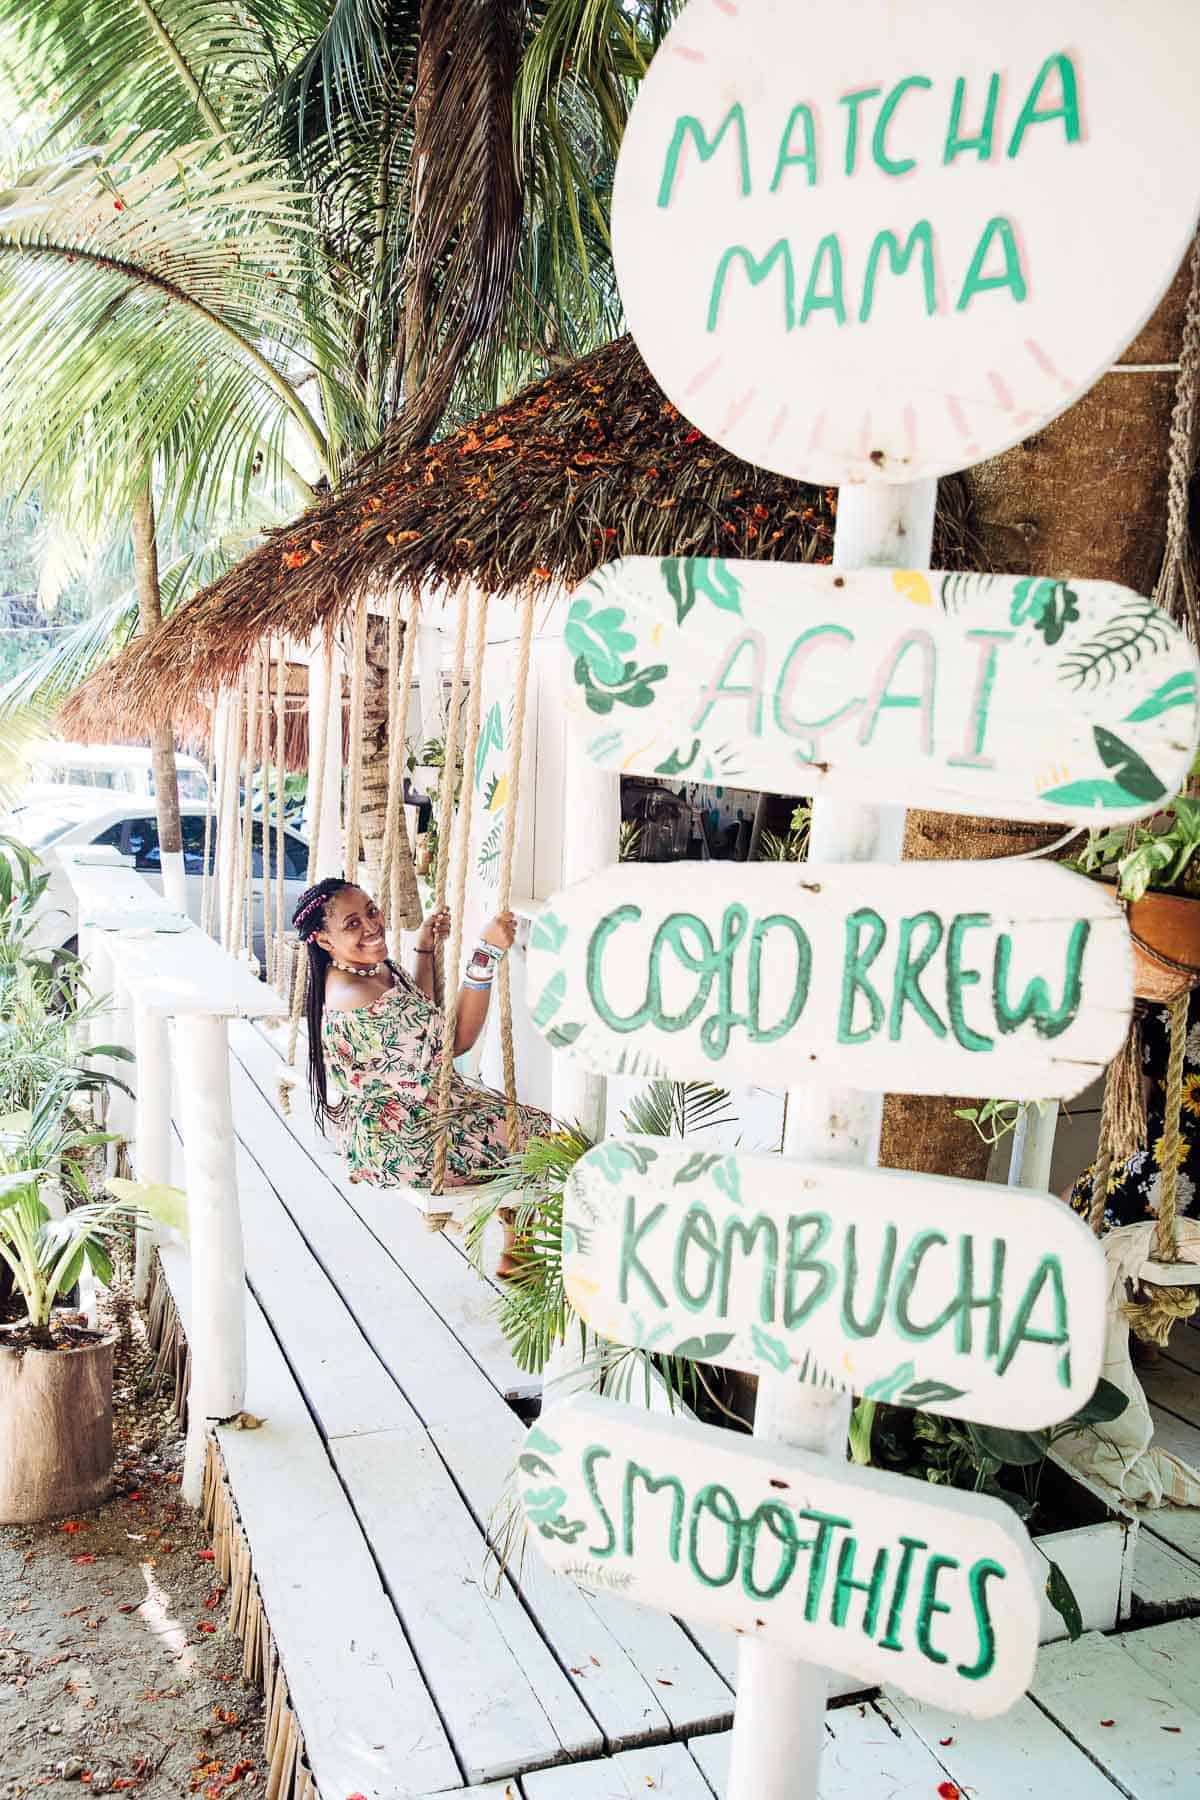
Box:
[307,640,344,880]
[214,688,242,951]
[726,479,936,1800]
[1009,1102,1060,1192]
[132,1002,171,1302]
[175,1013,246,1505]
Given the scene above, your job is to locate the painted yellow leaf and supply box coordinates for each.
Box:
[488,772,510,812]
[891,570,932,606]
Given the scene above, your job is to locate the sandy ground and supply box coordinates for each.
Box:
[0,1288,266,1799]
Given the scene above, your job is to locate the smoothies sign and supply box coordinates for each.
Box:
[521,1397,1042,1717]
[612,0,1200,482]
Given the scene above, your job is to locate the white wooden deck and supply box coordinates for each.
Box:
[156,1020,1200,1800]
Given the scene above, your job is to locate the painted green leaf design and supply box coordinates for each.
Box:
[523,1426,562,1456]
[547,1021,584,1049]
[661,559,691,624]
[863,1361,916,1402]
[695,558,743,616]
[590,1142,637,1184]
[673,1152,720,1184]
[1093,727,1167,802]
[1041,778,1154,809]
[532,971,566,1028]
[1124,671,1198,722]
[518,1451,557,1477]
[712,1157,742,1206]
[474,702,505,789]
[531,911,567,954]
[899,1378,969,1408]
[674,1332,735,1361]
[564,597,636,684]
[523,1484,569,1522]
[751,1324,791,1373]
[656,740,702,776]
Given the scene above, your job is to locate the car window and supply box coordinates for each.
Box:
[124,817,160,871]
[249,821,308,880]
[91,822,127,853]
[180,814,215,874]
[177,769,209,801]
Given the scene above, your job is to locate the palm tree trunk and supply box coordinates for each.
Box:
[131,479,186,916]
[357,613,421,925]
[880,256,1195,1182]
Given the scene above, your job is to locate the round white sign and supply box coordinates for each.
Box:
[613,0,1200,484]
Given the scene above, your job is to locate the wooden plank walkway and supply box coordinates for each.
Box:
[163,1023,1200,1799]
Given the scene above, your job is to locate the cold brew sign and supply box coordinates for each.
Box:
[562,1145,1106,1429]
[566,559,1200,824]
[613,0,1200,483]
[519,1396,1042,1716]
[528,861,1130,1099]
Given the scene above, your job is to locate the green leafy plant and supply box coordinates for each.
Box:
[466,1080,734,1393]
[1070,792,1200,901]
[759,803,812,865]
[851,1379,1129,1639]
[0,1104,134,1344]
[954,1096,1049,1149]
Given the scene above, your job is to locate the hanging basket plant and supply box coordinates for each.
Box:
[1070,789,1200,1002]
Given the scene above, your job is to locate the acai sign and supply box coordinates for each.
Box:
[612,0,1200,483]
[565,559,1200,825]
[527,861,1130,1100]
[562,1144,1106,1430]
[520,1397,1042,1717]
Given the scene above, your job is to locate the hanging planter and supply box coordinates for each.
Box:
[1071,794,1200,1002]
[1121,887,1200,1002]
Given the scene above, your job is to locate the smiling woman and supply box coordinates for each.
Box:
[291,879,550,1242]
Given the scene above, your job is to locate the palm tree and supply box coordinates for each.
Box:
[0,1,681,909]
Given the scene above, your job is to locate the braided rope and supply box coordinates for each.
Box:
[219,686,242,951]
[432,589,471,1007]
[379,591,402,929]
[391,589,423,931]
[260,649,273,985]
[282,641,335,1096]
[274,647,287,990]
[1153,229,1200,641]
[431,588,490,1197]
[232,664,256,958]
[1154,988,1191,1264]
[199,720,217,937]
[496,587,536,1151]
[344,595,369,877]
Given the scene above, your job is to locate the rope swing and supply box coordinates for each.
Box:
[495,588,537,1154]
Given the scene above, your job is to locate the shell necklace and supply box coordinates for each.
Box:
[329,957,390,978]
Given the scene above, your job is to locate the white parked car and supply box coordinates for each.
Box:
[24,741,211,802]
[1,790,309,965]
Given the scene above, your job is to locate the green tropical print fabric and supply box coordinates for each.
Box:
[321,968,549,1188]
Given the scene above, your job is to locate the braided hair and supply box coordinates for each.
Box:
[293,876,352,1130]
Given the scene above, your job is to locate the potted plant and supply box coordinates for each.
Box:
[851,1379,1135,1644]
[0,1096,138,1524]
[1071,791,1200,1000]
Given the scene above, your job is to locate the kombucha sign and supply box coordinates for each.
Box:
[527,861,1130,1100]
[562,1144,1106,1430]
[565,559,1200,825]
[612,0,1200,483]
[519,1396,1041,1717]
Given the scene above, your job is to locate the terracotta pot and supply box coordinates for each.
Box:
[0,1334,114,1523]
[1102,884,1200,1003]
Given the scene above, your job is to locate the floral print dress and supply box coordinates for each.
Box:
[322,966,550,1189]
[1070,988,1200,1230]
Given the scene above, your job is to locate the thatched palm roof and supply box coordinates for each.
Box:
[62,334,839,737]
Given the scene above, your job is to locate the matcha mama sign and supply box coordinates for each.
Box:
[527,861,1130,1099]
[519,1395,1042,1717]
[612,0,1200,483]
[565,558,1200,823]
[562,1143,1106,1429]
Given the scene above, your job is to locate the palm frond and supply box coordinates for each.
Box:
[620,1079,735,1139]
[0,133,330,513]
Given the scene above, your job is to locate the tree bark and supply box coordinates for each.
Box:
[357,612,421,924]
[131,480,186,915]
[879,252,1195,1181]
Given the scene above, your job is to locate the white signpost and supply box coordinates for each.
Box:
[612,0,1200,487]
[561,1143,1107,1428]
[526,860,1131,1098]
[519,1394,1043,1716]
[565,559,1200,821]
[518,4,1200,1796]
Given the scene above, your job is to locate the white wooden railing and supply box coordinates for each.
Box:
[59,846,288,1503]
